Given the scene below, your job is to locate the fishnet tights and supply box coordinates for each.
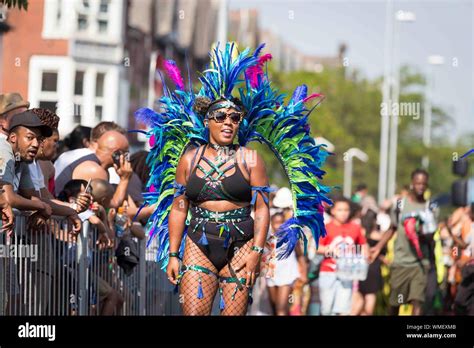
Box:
[219,239,253,316]
[180,236,218,315]
[179,237,254,316]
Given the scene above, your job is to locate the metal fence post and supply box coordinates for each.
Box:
[138,239,146,315]
[77,220,90,315]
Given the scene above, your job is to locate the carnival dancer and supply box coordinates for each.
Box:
[135,42,331,315]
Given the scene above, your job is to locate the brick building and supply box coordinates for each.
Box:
[1,0,130,137]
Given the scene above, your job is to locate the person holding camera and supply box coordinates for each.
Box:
[54,123,132,209]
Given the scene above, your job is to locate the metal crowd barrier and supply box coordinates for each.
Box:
[0,212,182,315]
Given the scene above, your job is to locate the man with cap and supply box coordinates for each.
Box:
[6,110,83,232]
[4,108,84,315]
[0,94,52,219]
[0,93,29,233]
[0,110,54,219]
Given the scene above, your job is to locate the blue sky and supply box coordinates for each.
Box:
[229,0,473,141]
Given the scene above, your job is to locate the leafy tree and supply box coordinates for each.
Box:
[248,62,462,200]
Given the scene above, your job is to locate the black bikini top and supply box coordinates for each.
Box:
[185,143,252,203]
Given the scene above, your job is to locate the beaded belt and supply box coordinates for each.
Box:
[191,205,250,222]
[189,205,251,246]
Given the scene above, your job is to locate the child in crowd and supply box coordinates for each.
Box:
[59,179,113,249]
[58,178,123,315]
[317,196,368,315]
[265,211,308,315]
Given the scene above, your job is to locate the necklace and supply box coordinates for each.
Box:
[208,142,234,159]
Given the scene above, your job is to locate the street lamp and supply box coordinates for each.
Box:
[344,148,369,198]
[422,55,445,168]
[378,0,394,205]
[216,0,228,44]
[315,136,335,152]
[386,9,416,199]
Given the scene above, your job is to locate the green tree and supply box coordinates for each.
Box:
[249,62,462,201]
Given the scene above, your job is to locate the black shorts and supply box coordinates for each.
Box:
[187,206,254,271]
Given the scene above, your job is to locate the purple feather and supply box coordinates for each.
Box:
[291,85,308,103]
[163,60,185,90]
[135,107,157,127]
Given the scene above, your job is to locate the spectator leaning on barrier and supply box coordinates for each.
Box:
[54,122,132,209]
[0,106,52,224]
[25,108,91,229]
[57,178,124,315]
[6,111,82,233]
[29,108,60,193]
[0,93,30,231]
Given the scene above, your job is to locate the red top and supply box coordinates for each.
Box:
[48,176,55,196]
[320,221,366,273]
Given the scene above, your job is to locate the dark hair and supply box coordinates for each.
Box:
[57,179,88,202]
[331,195,351,207]
[130,150,150,187]
[361,209,377,233]
[411,168,429,180]
[90,121,126,142]
[356,183,367,192]
[351,201,362,218]
[192,96,212,117]
[64,125,91,150]
[192,96,246,117]
[30,108,60,130]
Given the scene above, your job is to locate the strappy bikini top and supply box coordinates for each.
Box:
[185,143,252,203]
[171,143,275,207]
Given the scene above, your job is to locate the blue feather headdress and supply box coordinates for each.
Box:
[135,42,331,267]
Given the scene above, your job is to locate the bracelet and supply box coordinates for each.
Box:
[250,245,264,254]
[169,252,180,259]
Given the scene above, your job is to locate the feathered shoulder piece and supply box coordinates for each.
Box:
[135,42,331,266]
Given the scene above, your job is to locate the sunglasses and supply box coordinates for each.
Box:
[207,111,243,124]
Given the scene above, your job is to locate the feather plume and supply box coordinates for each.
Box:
[163,60,185,90]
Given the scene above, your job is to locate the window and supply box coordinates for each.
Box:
[39,101,57,112]
[73,104,82,124]
[98,20,108,33]
[95,105,102,123]
[76,0,110,35]
[41,72,58,92]
[99,0,108,13]
[96,73,104,97]
[56,2,61,22]
[74,71,85,96]
[77,14,88,31]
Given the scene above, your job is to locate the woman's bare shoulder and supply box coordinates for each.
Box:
[180,144,204,163]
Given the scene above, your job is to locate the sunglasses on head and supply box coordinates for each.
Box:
[207,111,243,124]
